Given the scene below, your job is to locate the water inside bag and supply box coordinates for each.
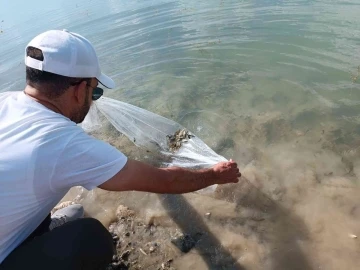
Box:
[82,96,230,192]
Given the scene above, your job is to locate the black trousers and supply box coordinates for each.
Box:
[0,215,114,270]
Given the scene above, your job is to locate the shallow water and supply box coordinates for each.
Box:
[1,0,360,269]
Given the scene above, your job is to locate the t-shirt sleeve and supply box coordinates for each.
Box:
[51,130,127,191]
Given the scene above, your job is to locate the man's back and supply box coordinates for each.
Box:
[0,91,80,262]
[0,91,127,263]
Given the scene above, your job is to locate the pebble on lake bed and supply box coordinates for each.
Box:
[170,232,202,253]
[139,248,148,255]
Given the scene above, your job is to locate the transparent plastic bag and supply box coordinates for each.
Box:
[82,97,228,192]
[81,103,103,133]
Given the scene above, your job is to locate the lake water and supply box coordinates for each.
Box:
[1,0,360,269]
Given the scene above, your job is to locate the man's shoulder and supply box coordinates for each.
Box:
[0,90,18,100]
[0,90,82,150]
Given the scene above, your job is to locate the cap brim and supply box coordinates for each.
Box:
[97,73,115,89]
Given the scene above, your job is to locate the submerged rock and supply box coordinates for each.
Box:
[170,232,202,253]
[121,250,131,260]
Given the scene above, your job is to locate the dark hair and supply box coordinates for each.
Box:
[26,46,91,99]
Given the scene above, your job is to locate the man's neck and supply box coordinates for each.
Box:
[24,85,63,115]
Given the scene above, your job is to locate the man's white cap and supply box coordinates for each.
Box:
[25,29,115,89]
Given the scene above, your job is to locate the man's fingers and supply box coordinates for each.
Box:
[228,162,238,168]
[228,159,236,165]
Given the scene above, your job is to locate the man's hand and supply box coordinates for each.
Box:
[212,159,241,184]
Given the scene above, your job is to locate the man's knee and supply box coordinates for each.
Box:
[1,218,114,270]
[75,218,114,255]
[64,218,114,269]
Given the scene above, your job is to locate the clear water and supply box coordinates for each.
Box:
[1,0,360,269]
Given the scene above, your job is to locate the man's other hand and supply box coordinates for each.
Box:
[212,159,241,184]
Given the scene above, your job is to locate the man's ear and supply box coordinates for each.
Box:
[72,81,87,105]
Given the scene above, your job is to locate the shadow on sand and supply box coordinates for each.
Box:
[159,194,246,270]
[159,177,313,270]
[214,179,313,270]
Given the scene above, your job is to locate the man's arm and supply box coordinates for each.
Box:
[99,159,241,194]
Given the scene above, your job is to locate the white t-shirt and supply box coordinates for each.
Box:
[0,91,127,263]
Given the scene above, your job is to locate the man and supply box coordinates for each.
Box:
[0,29,241,269]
